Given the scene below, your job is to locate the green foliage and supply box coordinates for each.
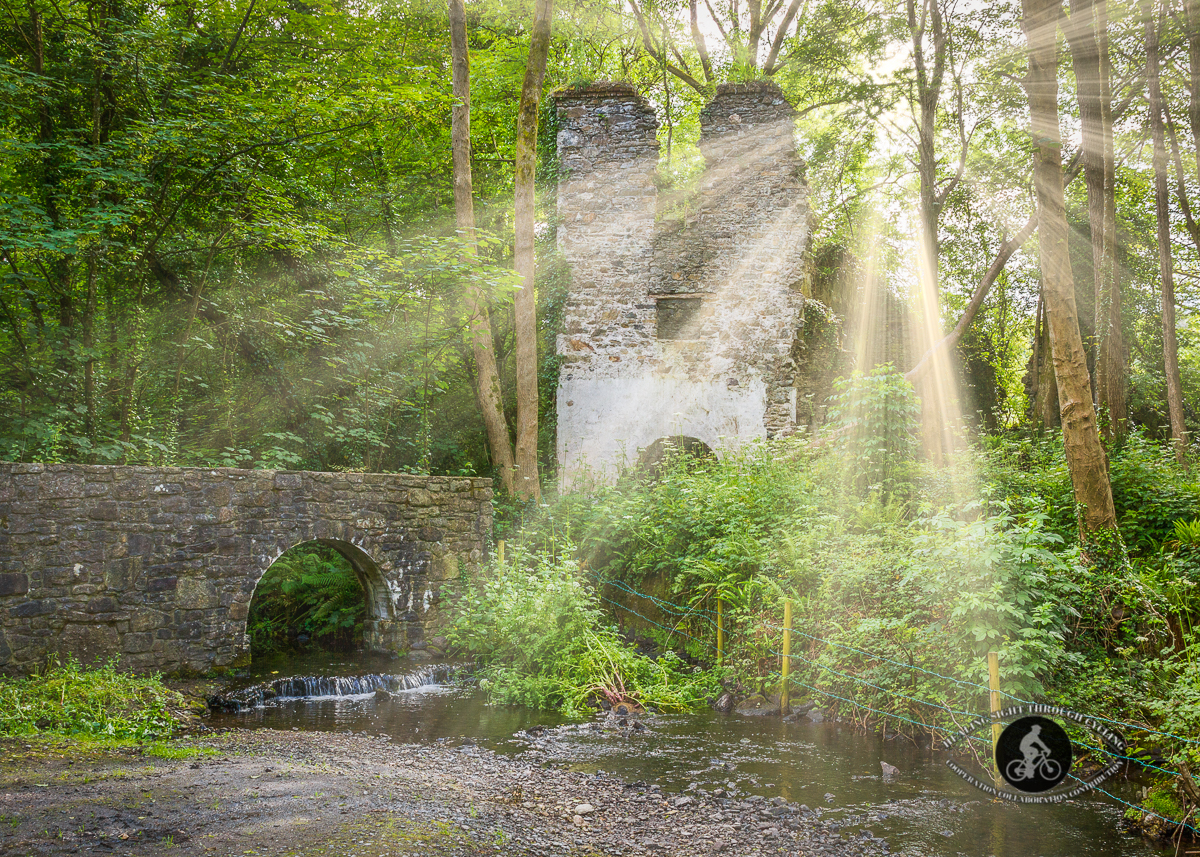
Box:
[0,657,181,739]
[983,431,1200,556]
[828,366,920,499]
[248,545,365,654]
[1123,782,1184,824]
[506,431,1200,756]
[448,542,718,717]
[789,502,1086,733]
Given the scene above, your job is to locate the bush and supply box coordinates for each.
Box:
[828,365,920,500]
[499,428,1200,762]
[0,657,182,739]
[783,502,1087,735]
[448,542,717,716]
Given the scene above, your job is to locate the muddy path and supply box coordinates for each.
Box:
[0,730,889,857]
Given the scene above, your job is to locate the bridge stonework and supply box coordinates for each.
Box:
[0,463,492,675]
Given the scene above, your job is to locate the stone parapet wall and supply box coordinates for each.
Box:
[554,81,810,487]
[0,463,492,675]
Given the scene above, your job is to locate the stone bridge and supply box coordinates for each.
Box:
[0,463,492,675]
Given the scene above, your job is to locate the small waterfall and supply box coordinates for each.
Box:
[209,663,454,712]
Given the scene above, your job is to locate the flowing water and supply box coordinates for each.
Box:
[210,653,1173,857]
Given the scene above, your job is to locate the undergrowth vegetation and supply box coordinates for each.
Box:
[0,656,182,739]
[448,542,718,716]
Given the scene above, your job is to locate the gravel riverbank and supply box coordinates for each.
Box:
[0,728,892,856]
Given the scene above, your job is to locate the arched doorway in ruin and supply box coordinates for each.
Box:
[636,436,716,478]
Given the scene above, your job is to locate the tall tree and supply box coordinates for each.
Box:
[512,0,554,501]
[907,0,954,302]
[1021,0,1117,534]
[449,0,517,494]
[1146,0,1188,463]
[905,0,962,462]
[1066,0,1125,440]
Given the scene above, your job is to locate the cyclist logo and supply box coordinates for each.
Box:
[997,716,1072,793]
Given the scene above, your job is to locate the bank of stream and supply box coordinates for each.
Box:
[206,653,1173,857]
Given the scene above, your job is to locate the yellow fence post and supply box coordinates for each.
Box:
[717,599,725,665]
[781,599,792,715]
[498,540,505,564]
[988,651,1002,785]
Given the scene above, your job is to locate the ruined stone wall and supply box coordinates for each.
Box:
[0,463,491,675]
[555,82,809,487]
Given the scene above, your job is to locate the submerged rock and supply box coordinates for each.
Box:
[734,694,776,716]
[713,692,736,714]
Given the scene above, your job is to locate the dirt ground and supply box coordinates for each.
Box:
[0,729,891,857]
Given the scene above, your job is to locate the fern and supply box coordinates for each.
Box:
[247,544,366,653]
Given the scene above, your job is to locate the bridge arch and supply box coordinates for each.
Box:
[244,537,400,659]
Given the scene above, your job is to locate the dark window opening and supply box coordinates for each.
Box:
[656,297,703,340]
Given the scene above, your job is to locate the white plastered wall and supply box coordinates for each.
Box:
[557,374,777,489]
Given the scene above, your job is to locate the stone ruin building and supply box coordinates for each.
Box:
[554,81,816,487]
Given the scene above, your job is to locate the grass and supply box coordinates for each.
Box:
[0,657,183,740]
[144,741,217,760]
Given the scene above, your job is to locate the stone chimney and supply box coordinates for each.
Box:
[554,82,659,267]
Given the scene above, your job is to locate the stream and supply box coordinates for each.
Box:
[209,653,1174,857]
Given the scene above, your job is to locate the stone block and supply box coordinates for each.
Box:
[146,573,178,592]
[0,573,28,596]
[130,610,167,632]
[12,600,54,618]
[175,577,219,610]
[273,472,302,490]
[58,624,120,666]
[121,632,154,653]
[86,596,121,613]
[112,475,148,501]
[88,502,120,521]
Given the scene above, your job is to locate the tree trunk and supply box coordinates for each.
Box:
[1029,290,1061,430]
[1095,0,1124,438]
[908,0,944,298]
[905,0,953,462]
[1147,0,1188,463]
[449,0,517,495]
[1067,0,1125,440]
[512,0,553,501]
[1022,0,1117,533]
[1187,0,1200,181]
